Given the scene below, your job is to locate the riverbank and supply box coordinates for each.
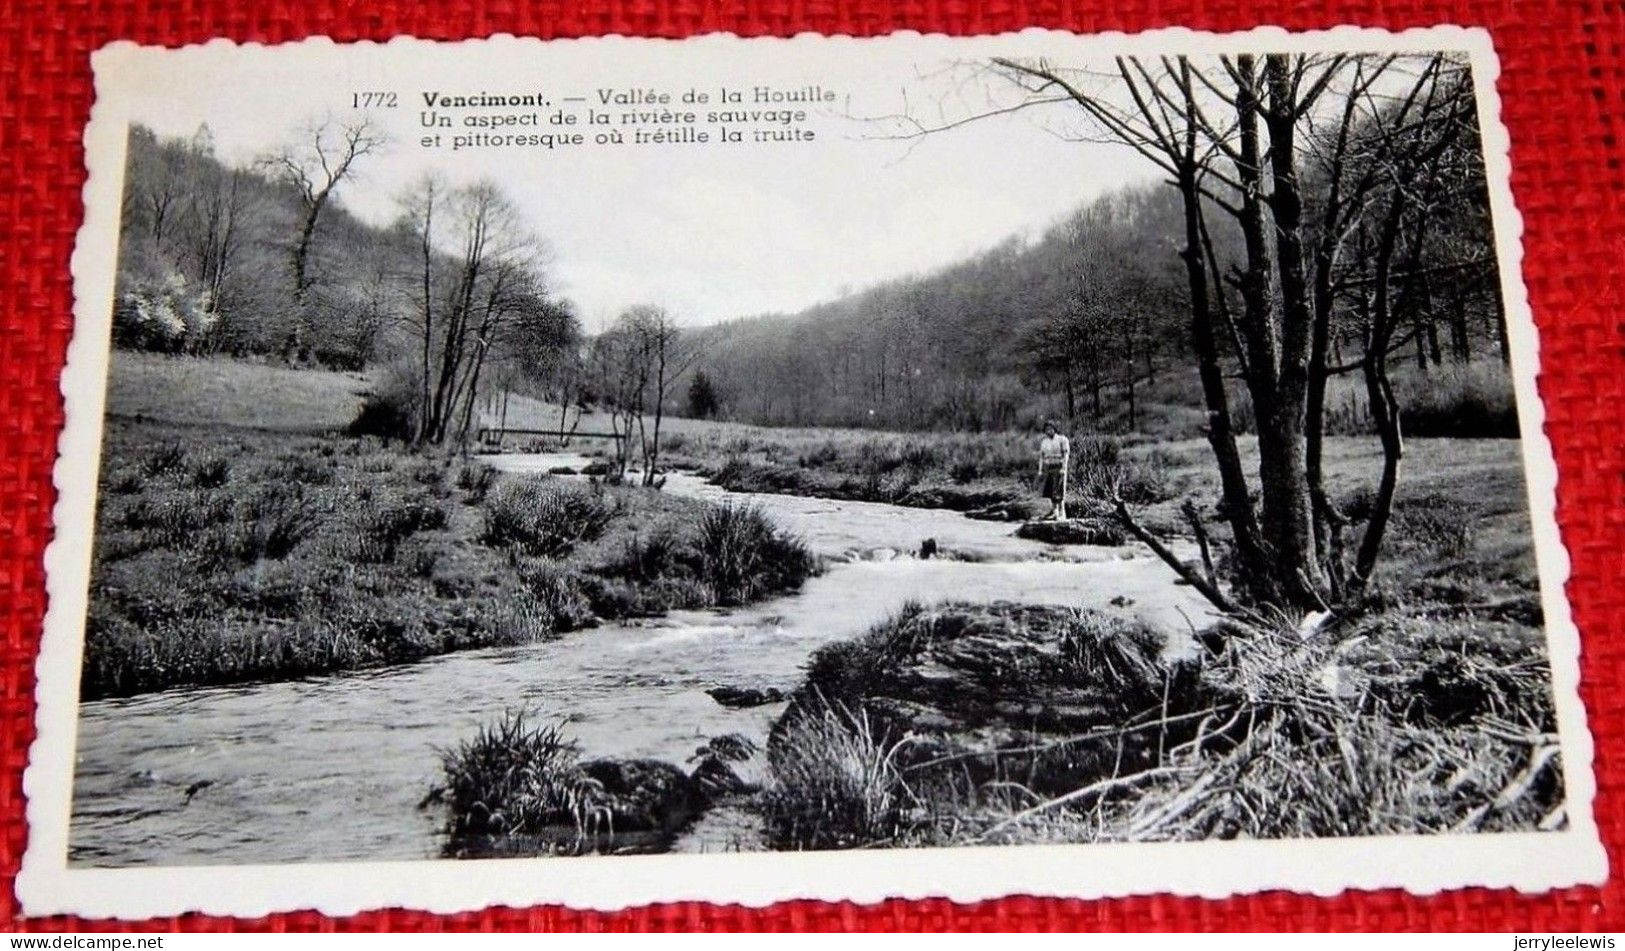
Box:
[659,427,1183,523]
[84,419,816,699]
[750,428,1557,845]
[759,600,1558,848]
[649,426,1533,550]
[441,426,1554,852]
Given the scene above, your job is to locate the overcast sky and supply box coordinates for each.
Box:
[105,32,1448,329]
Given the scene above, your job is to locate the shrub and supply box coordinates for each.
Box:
[280,451,336,486]
[763,698,917,850]
[1062,611,1164,685]
[352,497,450,564]
[519,562,598,631]
[797,441,840,469]
[695,504,815,606]
[348,365,419,443]
[139,440,187,479]
[439,711,596,838]
[615,529,685,584]
[227,484,326,562]
[856,440,907,476]
[456,463,497,502]
[411,458,447,489]
[112,270,217,354]
[103,466,145,495]
[482,480,619,557]
[1072,437,1173,505]
[1396,360,1519,439]
[1072,437,1122,498]
[186,451,232,488]
[900,440,942,475]
[107,488,234,554]
[401,539,443,578]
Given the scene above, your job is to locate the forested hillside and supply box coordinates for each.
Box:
[118,123,401,368]
[693,75,1514,438]
[695,186,1189,432]
[113,122,579,445]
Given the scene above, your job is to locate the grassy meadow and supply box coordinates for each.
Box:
[107,351,371,432]
[84,354,815,699]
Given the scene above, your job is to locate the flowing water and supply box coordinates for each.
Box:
[68,455,1206,867]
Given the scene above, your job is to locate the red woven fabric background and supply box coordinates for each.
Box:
[3,0,1623,933]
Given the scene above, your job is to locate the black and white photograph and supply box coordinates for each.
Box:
[19,27,1604,917]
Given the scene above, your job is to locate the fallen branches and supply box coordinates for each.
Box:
[1114,497,1236,614]
[975,765,1190,843]
[1451,743,1561,833]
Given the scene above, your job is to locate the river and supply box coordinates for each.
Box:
[67,454,1206,867]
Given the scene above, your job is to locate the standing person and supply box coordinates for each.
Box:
[1037,420,1071,521]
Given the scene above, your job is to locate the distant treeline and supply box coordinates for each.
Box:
[693,113,1509,435]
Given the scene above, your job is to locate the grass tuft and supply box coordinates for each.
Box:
[763,697,917,850]
[440,710,598,839]
[481,480,619,557]
[695,504,816,606]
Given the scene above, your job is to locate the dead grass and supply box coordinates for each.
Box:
[764,599,1561,850]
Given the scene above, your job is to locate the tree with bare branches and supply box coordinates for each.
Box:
[264,116,386,361]
[930,51,1484,619]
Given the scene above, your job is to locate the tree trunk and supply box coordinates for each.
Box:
[1260,54,1331,609]
[644,346,668,487]
[1177,167,1268,598]
[1491,279,1511,364]
[415,191,436,446]
[1449,292,1471,362]
[287,188,334,364]
[1352,202,1410,590]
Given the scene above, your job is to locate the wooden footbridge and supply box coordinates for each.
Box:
[474,391,628,452]
[475,425,626,451]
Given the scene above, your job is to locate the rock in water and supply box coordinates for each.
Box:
[688,733,762,800]
[707,685,786,708]
[964,503,1020,523]
[577,759,705,832]
[1014,518,1127,546]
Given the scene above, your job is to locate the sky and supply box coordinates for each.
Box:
[102,31,1461,329]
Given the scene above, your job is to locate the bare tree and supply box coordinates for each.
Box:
[264,116,386,360]
[620,306,702,486]
[394,177,554,446]
[186,164,250,329]
[587,320,649,481]
[941,50,1478,618]
[400,173,444,440]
